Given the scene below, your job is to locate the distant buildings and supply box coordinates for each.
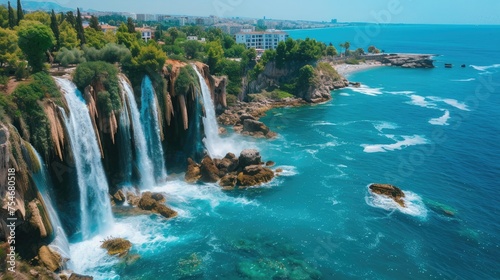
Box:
[136,27,154,42]
[236,29,289,50]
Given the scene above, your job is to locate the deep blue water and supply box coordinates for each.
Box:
[71,25,500,279]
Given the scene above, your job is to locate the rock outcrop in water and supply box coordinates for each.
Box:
[369,183,406,207]
[186,149,275,190]
[101,237,132,257]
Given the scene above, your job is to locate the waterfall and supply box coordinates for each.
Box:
[118,89,133,184]
[140,76,167,181]
[119,77,155,189]
[55,78,113,240]
[193,66,226,158]
[29,144,71,264]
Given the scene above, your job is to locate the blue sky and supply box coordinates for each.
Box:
[32,0,500,24]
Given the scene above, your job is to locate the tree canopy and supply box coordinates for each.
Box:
[17,21,55,72]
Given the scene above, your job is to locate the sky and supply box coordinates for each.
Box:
[27,0,500,24]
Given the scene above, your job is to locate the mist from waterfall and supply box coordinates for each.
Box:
[140,76,167,181]
[55,77,113,240]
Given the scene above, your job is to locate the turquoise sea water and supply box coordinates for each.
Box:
[72,25,500,279]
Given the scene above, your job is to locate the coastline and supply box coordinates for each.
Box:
[333,62,384,77]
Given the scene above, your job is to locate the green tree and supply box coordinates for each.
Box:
[89,15,101,31]
[50,10,60,49]
[0,6,8,28]
[275,41,286,68]
[55,47,85,67]
[59,20,79,49]
[297,64,315,92]
[326,45,337,56]
[0,27,20,67]
[225,43,245,58]
[103,29,117,44]
[368,45,380,54]
[84,27,106,49]
[8,1,15,29]
[24,11,50,26]
[167,27,179,41]
[340,41,350,56]
[353,47,364,57]
[17,22,55,72]
[127,17,135,33]
[65,11,75,27]
[16,0,23,24]
[75,8,85,45]
[206,40,224,73]
[183,39,203,59]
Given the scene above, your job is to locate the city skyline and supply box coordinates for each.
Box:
[11,0,500,25]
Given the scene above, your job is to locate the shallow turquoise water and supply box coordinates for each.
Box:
[72,25,500,279]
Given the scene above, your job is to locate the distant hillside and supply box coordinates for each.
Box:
[0,0,73,12]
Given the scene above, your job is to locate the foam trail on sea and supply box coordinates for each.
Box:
[471,64,500,72]
[428,97,470,111]
[429,110,450,126]
[365,185,428,219]
[361,135,428,153]
[348,85,383,96]
[451,78,476,82]
[406,95,438,109]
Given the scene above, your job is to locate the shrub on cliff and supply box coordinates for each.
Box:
[121,43,167,88]
[55,47,86,67]
[73,61,121,115]
[175,66,197,96]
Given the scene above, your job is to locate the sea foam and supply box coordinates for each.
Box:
[429,110,451,126]
[365,185,428,218]
[348,85,384,96]
[362,135,428,153]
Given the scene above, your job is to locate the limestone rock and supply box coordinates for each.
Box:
[101,238,132,256]
[369,183,406,207]
[243,119,270,135]
[238,149,262,169]
[185,158,201,183]
[137,192,177,219]
[113,190,126,205]
[219,173,238,190]
[126,192,140,206]
[200,156,220,183]
[237,165,274,187]
[38,245,63,272]
[68,274,94,280]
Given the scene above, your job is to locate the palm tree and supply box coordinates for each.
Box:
[343,41,351,56]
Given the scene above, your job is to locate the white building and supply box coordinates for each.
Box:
[235,30,289,50]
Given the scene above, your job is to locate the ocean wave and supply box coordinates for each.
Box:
[451,78,476,82]
[339,92,351,96]
[471,64,500,72]
[348,85,384,96]
[365,186,428,218]
[429,110,450,126]
[387,90,416,95]
[406,95,438,109]
[428,96,470,111]
[311,121,336,126]
[361,135,428,153]
[373,121,399,133]
[274,165,299,177]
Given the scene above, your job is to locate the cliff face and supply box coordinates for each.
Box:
[246,61,348,103]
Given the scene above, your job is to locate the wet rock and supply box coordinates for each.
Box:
[369,183,406,207]
[240,114,256,122]
[265,161,275,167]
[101,238,132,257]
[185,158,201,183]
[38,245,63,272]
[243,119,270,135]
[137,192,177,219]
[68,273,94,280]
[238,149,262,169]
[237,165,275,187]
[200,156,220,183]
[126,192,140,206]
[218,127,227,135]
[215,153,239,174]
[113,190,126,205]
[219,173,238,190]
[155,203,178,219]
[276,168,283,173]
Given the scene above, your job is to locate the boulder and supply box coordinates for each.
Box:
[101,238,132,256]
[215,153,239,174]
[126,192,140,206]
[237,165,274,187]
[265,161,275,167]
[154,204,178,219]
[243,119,270,135]
[238,149,262,169]
[185,158,201,183]
[38,245,63,272]
[68,274,94,280]
[138,192,157,211]
[218,127,227,135]
[113,190,126,205]
[219,173,238,191]
[369,183,406,207]
[240,114,256,123]
[200,156,220,183]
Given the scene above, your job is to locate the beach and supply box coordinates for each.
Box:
[333,61,383,77]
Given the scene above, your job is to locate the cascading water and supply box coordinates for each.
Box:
[118,89,133,184]
[29,144,71,264]
[55,78,113,240]
[140,76,167,181]
[119,77,155,188]
[193,66,234,158]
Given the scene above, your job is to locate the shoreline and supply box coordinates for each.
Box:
[333,62,384,77]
